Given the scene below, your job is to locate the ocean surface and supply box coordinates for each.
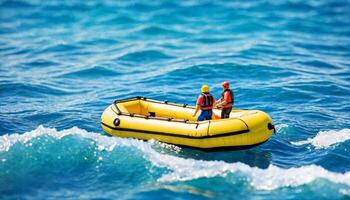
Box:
[1,0,350,199]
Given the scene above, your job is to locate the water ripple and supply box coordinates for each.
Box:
[117,50,174,64]
[57,66,120,79]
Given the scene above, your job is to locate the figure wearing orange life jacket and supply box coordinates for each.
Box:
[198,92,214,110]
[192,85,216,121]
[215,81,234,119]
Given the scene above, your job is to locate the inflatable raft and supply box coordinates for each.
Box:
[101,97,275,150]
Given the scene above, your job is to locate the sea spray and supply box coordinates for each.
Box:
[291,129,350,149]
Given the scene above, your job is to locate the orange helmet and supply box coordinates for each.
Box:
[222,81,229,88]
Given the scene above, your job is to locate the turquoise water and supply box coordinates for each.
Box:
[1,0,350,199]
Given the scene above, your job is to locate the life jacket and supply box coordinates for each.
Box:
[221,89,234,108]
[200,92,214,110]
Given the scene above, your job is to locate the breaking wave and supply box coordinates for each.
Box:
[1,126,349,191]
[291,129,350,149]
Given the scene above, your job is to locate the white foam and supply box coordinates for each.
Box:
[0,125,144,152]
[275,123,289,132]
[150,154,350,190]
[340,188,350,196]
[291,129,350,149]
[130,133,350,190]
[1,126,349,190]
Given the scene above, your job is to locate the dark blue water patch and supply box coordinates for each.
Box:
[78,38,119,47]
[150,12,189,26]
[301,110,336,122]
[0,42,15,52]
[0,0,35,10]
[157,42,194,51]
[156,63,282,82]
[0,115,31,134]
[39,1,97,13]
[54,117,100,133]
[293,42,350,55]
[262,138,330,169]
[22,59,60,68]
[334,69,350,82]
[320,1,350,16]
[261,1,316,13]
[2,14,76,32]
[126,2,161,13]
[178,147,272,169]
[230,21,271,34]
[31,8,89,26]
[278,109,342,131]
[173,1,227,18]
[0,47,32,57]
[330,106,350,123]
[57,66,120,80]
[286,81,350,97]
[315,142,350,173]
[271,143,330,168]
[263,135,302,154]
[103,16,140,25]
[240,82,319,105]
[0,82,74,98]
[298,60,341,70]
[117,50,174,64]
[157,64,220,80]
[0,111,67,134]
[137,26,188,38]
[239,42,303,59]
[38,44,83,54]
[0,69,9,79]
[22,111,66,123]
[0,27,15,35]
[286,21,336,37]
[192,37,233,44]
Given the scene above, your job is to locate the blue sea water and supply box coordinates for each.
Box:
[1,0,350,199]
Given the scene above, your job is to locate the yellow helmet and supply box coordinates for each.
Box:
[201,85,209,93]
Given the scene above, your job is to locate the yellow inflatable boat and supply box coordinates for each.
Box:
[101,97,275,150]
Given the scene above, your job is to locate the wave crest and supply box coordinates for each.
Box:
[0,125,139,152]
[291,129,350,149]
[157,159,350,190]
[1,126,349,190]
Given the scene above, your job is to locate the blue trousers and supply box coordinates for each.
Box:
[198,110,212,121]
